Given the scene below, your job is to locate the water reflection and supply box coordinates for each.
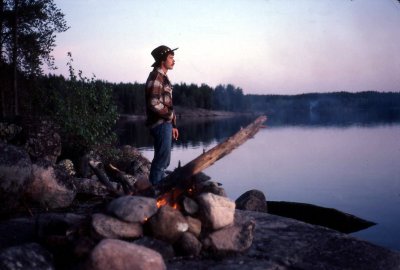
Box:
[116,115,400,251]
[116,115,255,149]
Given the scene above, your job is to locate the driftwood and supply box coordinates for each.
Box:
[88,160,122,196]
[106,164,136,194]
[156,115,267,193]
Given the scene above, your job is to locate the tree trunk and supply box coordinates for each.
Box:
[12,0,19,116]
[156,115,267,193]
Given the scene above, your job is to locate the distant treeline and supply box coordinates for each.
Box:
[2,72,399,126]
[112,80,400,124]
[113,82,246,114]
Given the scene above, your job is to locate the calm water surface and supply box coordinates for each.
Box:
[117,117,400,251]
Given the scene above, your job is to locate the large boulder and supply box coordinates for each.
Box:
[0,143,33,214]
[107,195,158,223]
[148,205,189,244]
[174,232,203,257]
[202,220,255,257]
[87,239,166,270]
[134,236,175,260]
[26,159,76,209]
[91,213,143,240]
[197,193,235,230]
[0,242,54,270]
[235,189,268,212]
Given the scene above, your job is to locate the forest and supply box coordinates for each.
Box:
[1,0,399,152]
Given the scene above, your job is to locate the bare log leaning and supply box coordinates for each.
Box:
[157,115,267,193]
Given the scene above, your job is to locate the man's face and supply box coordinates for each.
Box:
[162,54,175,70]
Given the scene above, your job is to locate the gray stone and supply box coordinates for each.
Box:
[26,159,76,209]
[196,181,227,197]
[174,232,203,257]
[0,143,33,214]
[91,213,143,239]
[0,142,32,213]
[87,239,166,270]
[134,236,175,260]
[0,242,54,270]
[235,189,267,212]
[186,216,202,238]
[166,210,400,270]
[35,213,86,240]
[197,193,235,230]
[148,205,189,243]
[182,196,199,215]
[107,195,158,223]
[203,220,255,257]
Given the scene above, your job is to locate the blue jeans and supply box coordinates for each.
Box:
[149,122,172,185]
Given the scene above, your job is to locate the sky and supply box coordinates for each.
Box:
[49,0,400,95]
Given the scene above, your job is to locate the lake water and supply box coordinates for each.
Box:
[117,116,400,251]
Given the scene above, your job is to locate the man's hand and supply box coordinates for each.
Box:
[172,128,179,141]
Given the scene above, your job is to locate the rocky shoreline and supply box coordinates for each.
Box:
[1,122,400,269]
[1,208,399,270]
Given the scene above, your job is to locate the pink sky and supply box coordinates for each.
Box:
[49,0,400,95]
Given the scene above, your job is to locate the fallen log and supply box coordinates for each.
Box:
[156,115,267,193]
[106,164,136,195]
[88,160,122,196]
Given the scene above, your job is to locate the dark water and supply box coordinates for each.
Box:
[117,116,400,251]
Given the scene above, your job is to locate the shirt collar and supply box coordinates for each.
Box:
[157,68,167,76]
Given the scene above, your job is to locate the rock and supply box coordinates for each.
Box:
[0,143,33,214]
[87,239,166,270]
[196,181,227,197]
[24,118,61,164]
[235,189,267,212]
[182,196,199,215]
[133,174,152,191]
[203,220,255,257]
[91,213,143,239]
[107,195,158,223]
[197,193,235,230]
[148,205,189,243]
[72,177,118,197]
[26,159,76,209]
[186,216,202,238]
[57,159,76,176]
[0,242,54,270]
[134,236,175,260]
[174,232,203,257]
[36,213,86,240]
[167,210,400,269]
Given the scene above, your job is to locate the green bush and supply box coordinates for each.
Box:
[37,53,118,155]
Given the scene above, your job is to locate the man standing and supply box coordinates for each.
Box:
[145,45,179,186]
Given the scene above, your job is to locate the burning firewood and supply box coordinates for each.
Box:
[155,115,267,194]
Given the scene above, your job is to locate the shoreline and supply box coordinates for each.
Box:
[118,106,257,122]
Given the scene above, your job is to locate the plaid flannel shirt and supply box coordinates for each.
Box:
[145,68,177,128]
